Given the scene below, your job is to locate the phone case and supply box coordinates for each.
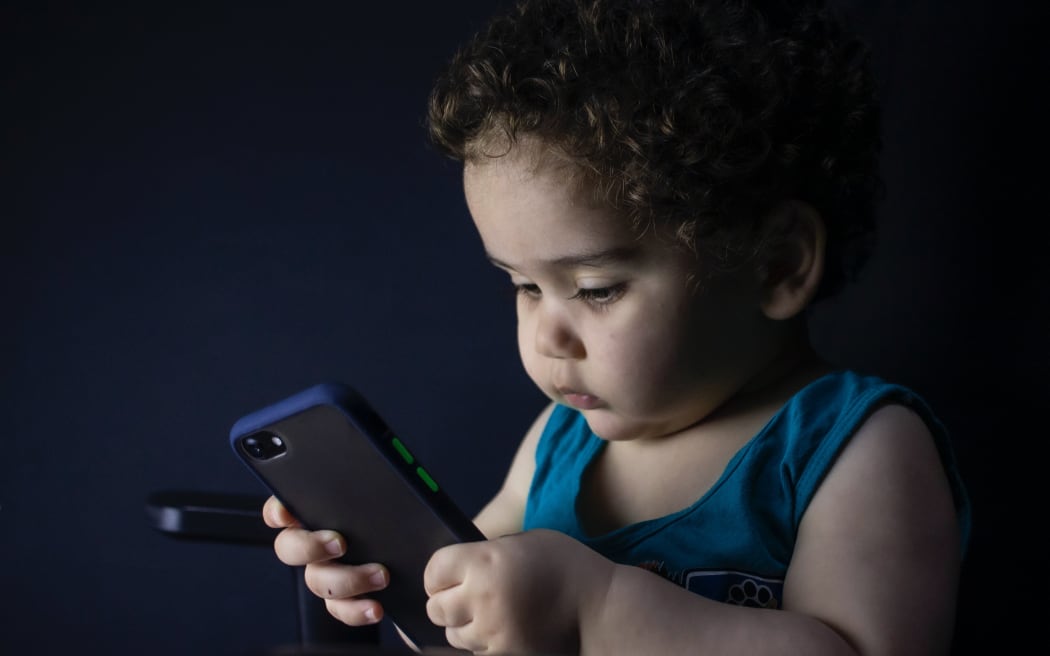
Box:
[229,382,484,650]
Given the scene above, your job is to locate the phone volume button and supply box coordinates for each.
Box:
[391,437,415,464]
[415,466,439,492]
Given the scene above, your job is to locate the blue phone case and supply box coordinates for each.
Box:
[230,382,484,649]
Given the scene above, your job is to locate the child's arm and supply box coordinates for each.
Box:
[424,404,962,655]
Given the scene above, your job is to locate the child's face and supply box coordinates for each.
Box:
[463,150,781,442]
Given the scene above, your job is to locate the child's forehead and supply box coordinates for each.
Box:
[462,134,701,258]
[464,160,696,274]
[463,142,610,218]
[464,157,619,233]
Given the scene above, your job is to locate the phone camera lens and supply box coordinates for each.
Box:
[242,432,286,460]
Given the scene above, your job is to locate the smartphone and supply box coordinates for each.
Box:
[229,382,485,650]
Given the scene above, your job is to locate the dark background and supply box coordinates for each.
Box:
[2,1,1043,654]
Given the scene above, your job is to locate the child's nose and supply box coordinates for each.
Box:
[533,304,585,359]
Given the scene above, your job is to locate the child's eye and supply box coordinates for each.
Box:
[570,283,626,306]
[514,283,542,300]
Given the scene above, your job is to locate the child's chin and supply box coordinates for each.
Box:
[581,411,631,441]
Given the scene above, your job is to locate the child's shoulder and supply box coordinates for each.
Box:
[750,369,941,464]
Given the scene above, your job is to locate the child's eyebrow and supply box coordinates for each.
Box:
[487,246,641,271]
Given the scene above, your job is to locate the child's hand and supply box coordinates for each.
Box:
[423,528,613,655]
[262,495,390,626]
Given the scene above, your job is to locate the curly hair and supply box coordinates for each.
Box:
[427,0,882,301]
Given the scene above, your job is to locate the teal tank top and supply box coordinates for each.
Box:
[522,370,972,608]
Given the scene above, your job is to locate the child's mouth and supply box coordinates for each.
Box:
[560,390,603,410]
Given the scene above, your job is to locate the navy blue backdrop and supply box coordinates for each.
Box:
[2,1,1043,654]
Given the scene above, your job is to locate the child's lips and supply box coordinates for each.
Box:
[558,389,603,410]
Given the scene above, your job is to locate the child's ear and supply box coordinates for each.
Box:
[755,200,826,320]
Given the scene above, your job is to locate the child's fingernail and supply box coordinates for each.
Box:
[364,606,378,623]
[369,568,387,587]
[322,535,343,556]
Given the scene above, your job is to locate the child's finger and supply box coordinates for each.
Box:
[273,527,346,566]
[304,561,389,600]
[262,495,299,528]
[325,597,385,627]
